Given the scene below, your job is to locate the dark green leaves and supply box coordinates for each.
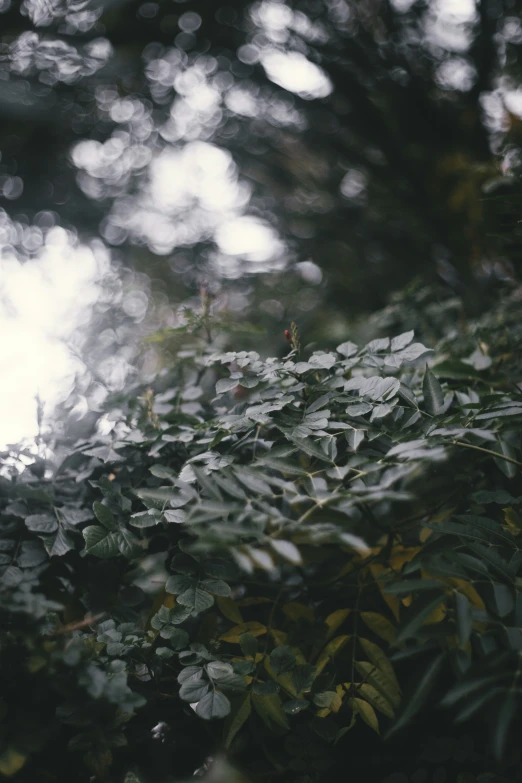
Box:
[83,526,120,559]
[179,675,210,703]
[196,690,231,720]
[240,633,258,659]
[270,646,296,675]
[25,514,57,533]
[5,311,522,780]
[176,585,215,615]
[386,654,445,738]
[423,366,444,415]
[93,502,117,530]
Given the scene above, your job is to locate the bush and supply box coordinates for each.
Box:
[1,290,522,782]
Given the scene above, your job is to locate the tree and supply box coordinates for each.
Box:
[1,0,521,335]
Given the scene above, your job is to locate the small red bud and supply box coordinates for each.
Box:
[284,329,292,343]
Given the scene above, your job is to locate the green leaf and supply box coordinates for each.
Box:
[313,690,340,709]
[156,647,175,659]
[287,436,333,463]
[355,661,401,708]
[360,612,397,644]
[159,627,189,649]
[206,661,234,680]
[252,681,279,695]
[423,366,444,415]
[357,683,394,718]
[44,526,74,557]
[292,664,316,694]
[178,666,204,684]
[453,515,515,547]
[359,639,400,689]
[239,633,258,659]
[192,466,223,500]
[25,514,58,533]
[383,580,445,595]
[493,439,518,479]
[195,690,231,720]
[270,645,296,675]
[117,528,140,558]
[179,676,210,702]
[165,574,195,595]
[177,585,215,615]
[171,553,198,575]
[129,510,161,528]
[337,341,358,357]
[150,465,176,480]
[93,502,117,530]
[391,331,414,352]
[223,693,251,748]
[83,526,120,558]
[17,541,47,567]
[394,593,447,644]
[455,592,472,649]
[283,698,309,715]
[385,653,445,738]
[200,578,231,596]
[468,543,515,583]
[134,487,174,510]
[252,693,289,732]
[346,429,365,451]
[163,509,186,524]
[491,583,514,618]
[472,490,518,505]
[352,698,379,734]
[216,378,240,394]
[269,539,302,564]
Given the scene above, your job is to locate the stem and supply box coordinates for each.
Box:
[350,586,362,688]
[451,440,522,467]
[254,587,283,685]
[51,612,107,636]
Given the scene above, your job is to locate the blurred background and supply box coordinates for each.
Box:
[0,0,521,447]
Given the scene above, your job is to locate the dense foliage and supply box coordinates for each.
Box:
[1,288,522,782]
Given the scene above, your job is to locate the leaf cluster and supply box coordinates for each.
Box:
[1,302,522,781]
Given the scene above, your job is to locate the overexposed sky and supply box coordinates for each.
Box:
[0,227,108,446]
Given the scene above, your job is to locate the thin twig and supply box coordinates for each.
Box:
[451,440,522,467]
[51,612,107,636]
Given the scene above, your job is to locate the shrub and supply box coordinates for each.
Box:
[1,292,522,782]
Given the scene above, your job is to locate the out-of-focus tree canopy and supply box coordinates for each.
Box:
[2,0,521,317]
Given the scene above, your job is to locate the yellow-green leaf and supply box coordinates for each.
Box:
[223,693,251,748]
[357,683,395,718]
[315,635,350,674]
[359,638,401,699]
[269,628,288,646]
[352,698,380,734]
[360,612,397,644]
[355,661,401,710]
[216,596,244,624]
[220,621,267,643]
[283,602,314,623]
[0,748,26,777]
[369,563,400,622]
[252,693,289,733]
[503,507,522,536]
[324,609,351,640]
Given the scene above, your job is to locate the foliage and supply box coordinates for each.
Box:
[2,291,522,781]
